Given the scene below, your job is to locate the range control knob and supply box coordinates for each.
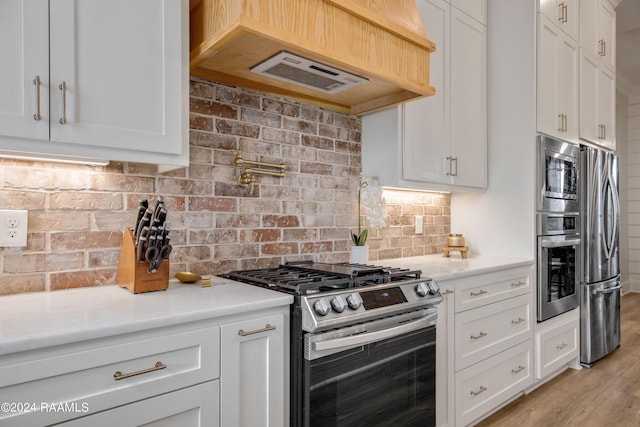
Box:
[331,295,348,313]
[313,298,331,316]
[415,282,429,297]
[428,280,440,295]
[347,292,363,310]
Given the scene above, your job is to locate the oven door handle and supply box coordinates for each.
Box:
[540,237,581,248]
[313,313,437,353]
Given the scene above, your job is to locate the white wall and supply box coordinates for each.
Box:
[627,88,640,291]
[451,0,537,259]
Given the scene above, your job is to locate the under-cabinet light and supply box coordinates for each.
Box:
[0,151,109,166]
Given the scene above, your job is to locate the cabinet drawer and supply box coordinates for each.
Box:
[455,294,532,370]
[455,340,533,427]
[536,309,579,379]
[454,267,532,313]
[0,325,219,426]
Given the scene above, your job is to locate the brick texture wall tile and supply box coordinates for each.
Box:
[0,78,450,295]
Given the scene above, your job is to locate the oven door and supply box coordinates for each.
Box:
[303,309,437,427]
[537,234,581,321]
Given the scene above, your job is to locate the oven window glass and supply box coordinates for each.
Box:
[305,327,435,427]
[546,155,577,198]
[546,245,577,303]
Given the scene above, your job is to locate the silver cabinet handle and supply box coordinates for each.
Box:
[558,2,568,23]
[470,331,488,340]
[451,156,458,176]
[441,289,454,295]
[238,323,276,336]
[470,385,487,396]
[511,365,525,374]
[114,361,166,381]
[511,317,526,325]
[33,76,41,121]
[58,81,67,124]
[470,289,488,297]
[556,343,568,350]
[511,280,526,287]
[446,156,453,176]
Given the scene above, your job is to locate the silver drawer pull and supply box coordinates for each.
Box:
[470,331,488,340]
[470,289,488,297]
[511,317,526,325]
[511,365,525,374]
[238,323,276,336]
[58,81,67,124]
[114,361,166,381]
[470,385,487,396]
[511,280,526,287]
[441,289,454,295]
[33,75,42,121]
[557,343,568,350]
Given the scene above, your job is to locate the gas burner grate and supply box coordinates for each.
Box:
[226,261,422,295]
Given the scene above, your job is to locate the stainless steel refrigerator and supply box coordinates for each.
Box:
[580,145,621,366]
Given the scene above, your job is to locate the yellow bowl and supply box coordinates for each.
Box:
[175,272,201,283]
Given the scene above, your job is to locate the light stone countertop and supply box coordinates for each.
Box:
[0,277,293,356]
[376,254,534,281]
[0,255,533,356]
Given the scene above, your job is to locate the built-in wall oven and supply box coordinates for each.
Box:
[537,213,581,321]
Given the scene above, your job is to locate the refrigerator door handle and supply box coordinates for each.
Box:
[602,166,620,261]
[593,283,622,295]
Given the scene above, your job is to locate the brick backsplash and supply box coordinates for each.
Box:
[0,78,450,295]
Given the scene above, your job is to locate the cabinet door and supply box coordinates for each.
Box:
[402,0,450,185]
[579,52,599,143]
[597,65,616,149]
[449,7,487,188]
[539,0,579,41]
[49,0,184,155]
[537,14,578,143]
[597,0,616,71]
[451,0,487,24]
[435,284,455,427]
[0,0,49,140]
[220,314,286,427]
[56,381,219,427]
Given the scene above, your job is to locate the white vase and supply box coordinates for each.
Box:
[351,245,369,264]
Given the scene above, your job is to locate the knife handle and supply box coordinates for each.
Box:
[136,236,147,263]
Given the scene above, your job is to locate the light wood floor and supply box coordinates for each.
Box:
[476,292,640,427]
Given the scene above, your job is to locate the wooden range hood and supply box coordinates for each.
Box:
[189,0,435,116]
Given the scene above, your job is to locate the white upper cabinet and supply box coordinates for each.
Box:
[362,0,487,191]
[0,0,49,141]
[539,0,579,41]
[537,13,579,143]
[0,0,188,168]
[580,0,616,71]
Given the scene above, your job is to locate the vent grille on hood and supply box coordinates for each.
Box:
[189,0,435,116]
[251,51,368,94]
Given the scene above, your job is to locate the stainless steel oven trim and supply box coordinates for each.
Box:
[304,308,437,360]
[537,212,580,236]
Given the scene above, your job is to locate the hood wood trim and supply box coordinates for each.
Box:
[190,0,435,115]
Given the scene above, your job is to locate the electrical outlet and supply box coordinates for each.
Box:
[415,215,424,235]
[0,210,28,247]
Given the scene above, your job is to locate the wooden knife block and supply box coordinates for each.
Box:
[116,228,169,293]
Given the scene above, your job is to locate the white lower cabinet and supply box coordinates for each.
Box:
[455,340,533,427]
[534,307,580,380]
[220,313,287,427]
[0,307,289,427]
[436,263,534,426]
[56,380,220,427]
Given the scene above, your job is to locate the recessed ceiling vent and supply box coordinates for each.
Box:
[251,51,368,94]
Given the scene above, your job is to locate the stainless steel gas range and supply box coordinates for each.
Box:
[226,261,443,427]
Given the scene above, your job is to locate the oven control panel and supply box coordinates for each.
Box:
[301,279,442,333]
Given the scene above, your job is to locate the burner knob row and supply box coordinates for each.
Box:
[313,292,363,316]
[415,280,440,297]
